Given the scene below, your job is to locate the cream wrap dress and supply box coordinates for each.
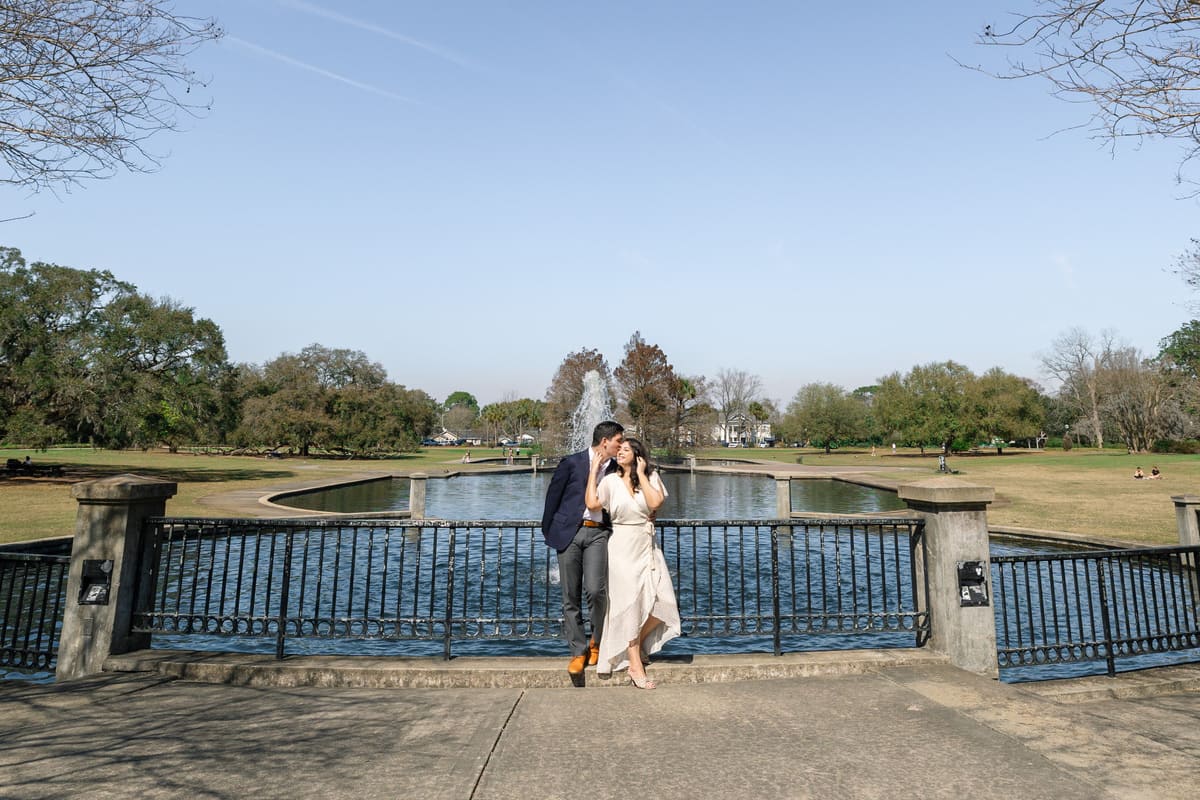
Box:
[595,470,681,676]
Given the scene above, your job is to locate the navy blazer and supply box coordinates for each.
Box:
[541,449,613,552]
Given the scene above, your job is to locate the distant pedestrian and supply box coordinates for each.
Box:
[891,443,896,455]
[462,450,471,464]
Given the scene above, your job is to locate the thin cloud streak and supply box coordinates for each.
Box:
[277,0,476,69]
[226,36,414,104]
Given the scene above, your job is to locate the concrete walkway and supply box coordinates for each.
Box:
[3,655,1200,799]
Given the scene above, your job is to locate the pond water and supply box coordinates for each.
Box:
[277,472,907,518]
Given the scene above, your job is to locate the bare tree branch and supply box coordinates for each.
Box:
[0,1,222,191]
[971,1,1200,183]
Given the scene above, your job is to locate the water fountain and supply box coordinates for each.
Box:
[565,369,615,454]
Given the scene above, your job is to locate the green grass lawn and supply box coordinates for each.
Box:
[0,445,500,544]
[1,445,1195,546]
[698,445,1196,545]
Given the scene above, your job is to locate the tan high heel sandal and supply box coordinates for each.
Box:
[628,671,657,689]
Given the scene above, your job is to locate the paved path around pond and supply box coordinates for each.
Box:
[4,654,1200,799]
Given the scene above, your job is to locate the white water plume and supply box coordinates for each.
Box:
[566,370,614,454]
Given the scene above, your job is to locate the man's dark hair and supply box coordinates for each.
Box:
[591,420,624,446]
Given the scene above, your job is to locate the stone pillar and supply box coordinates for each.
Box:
[409,473,427,519]
[687,455,696,473]
[1172,496,1200,584]
[775,476,792,536]
[1173,495,1200,548]
[57,474,177,681]
[774,477,791,517]
[897,477,997,677]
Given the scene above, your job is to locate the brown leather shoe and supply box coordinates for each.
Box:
[587,639,599,667]
[567,654,587,687]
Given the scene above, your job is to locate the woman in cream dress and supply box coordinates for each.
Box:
[585,437,681,688]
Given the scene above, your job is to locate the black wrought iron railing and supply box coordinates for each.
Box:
[0,552,70,672]
[992,545,1200,676]
[133,517,928,659]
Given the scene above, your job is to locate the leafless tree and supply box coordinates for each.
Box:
[1172,239,1200,308]
[975,2,1200,183]
[0,1,222,190]
[1041,327,1118,448]
[1102,347,1187,452]
[713,367,762,445]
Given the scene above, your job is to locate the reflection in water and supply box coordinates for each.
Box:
[280,479,410,512]
[790,479,906,514]
[276,472,905,518]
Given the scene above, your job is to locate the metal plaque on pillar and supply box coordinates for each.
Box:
[956,560,989,607]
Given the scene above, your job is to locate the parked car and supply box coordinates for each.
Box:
[421,438,439,446]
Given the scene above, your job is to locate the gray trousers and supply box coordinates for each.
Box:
[557,523,609,656]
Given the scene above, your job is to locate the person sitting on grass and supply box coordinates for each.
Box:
[1134,466,1145,479]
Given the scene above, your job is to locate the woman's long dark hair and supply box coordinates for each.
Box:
[617,437,656,493]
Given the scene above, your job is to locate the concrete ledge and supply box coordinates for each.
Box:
[1019,662,1200,703]
[104,648,950,689]
[989,525,1131,550]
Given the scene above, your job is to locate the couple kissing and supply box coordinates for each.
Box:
[541,420,681,689]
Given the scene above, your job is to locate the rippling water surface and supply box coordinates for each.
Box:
[278,472,905,518]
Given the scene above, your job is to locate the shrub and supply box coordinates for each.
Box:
[1151,439,1200,454]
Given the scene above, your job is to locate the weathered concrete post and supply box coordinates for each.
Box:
[1172,495,1200,548]
[1172,496,1200,588]
[897,477,997,677]
[57,474,177,681]
[687,455,696,473]
[409,473,427,519]
[775,476,792,535]
[775,476,791,518]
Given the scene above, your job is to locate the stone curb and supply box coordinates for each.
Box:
[103,647,950,689]
[1019,662,1200,703]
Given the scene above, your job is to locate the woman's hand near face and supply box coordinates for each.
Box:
[584,457,603,512]
[639,461,663,512]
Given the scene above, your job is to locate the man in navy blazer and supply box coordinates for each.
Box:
[541,420,624,686]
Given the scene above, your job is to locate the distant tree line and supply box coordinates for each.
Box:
[5,247,1200,456]
[534,327,1200,456]
[0,248,437,456]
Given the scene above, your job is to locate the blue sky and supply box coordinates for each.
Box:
[6,1,1197,408]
